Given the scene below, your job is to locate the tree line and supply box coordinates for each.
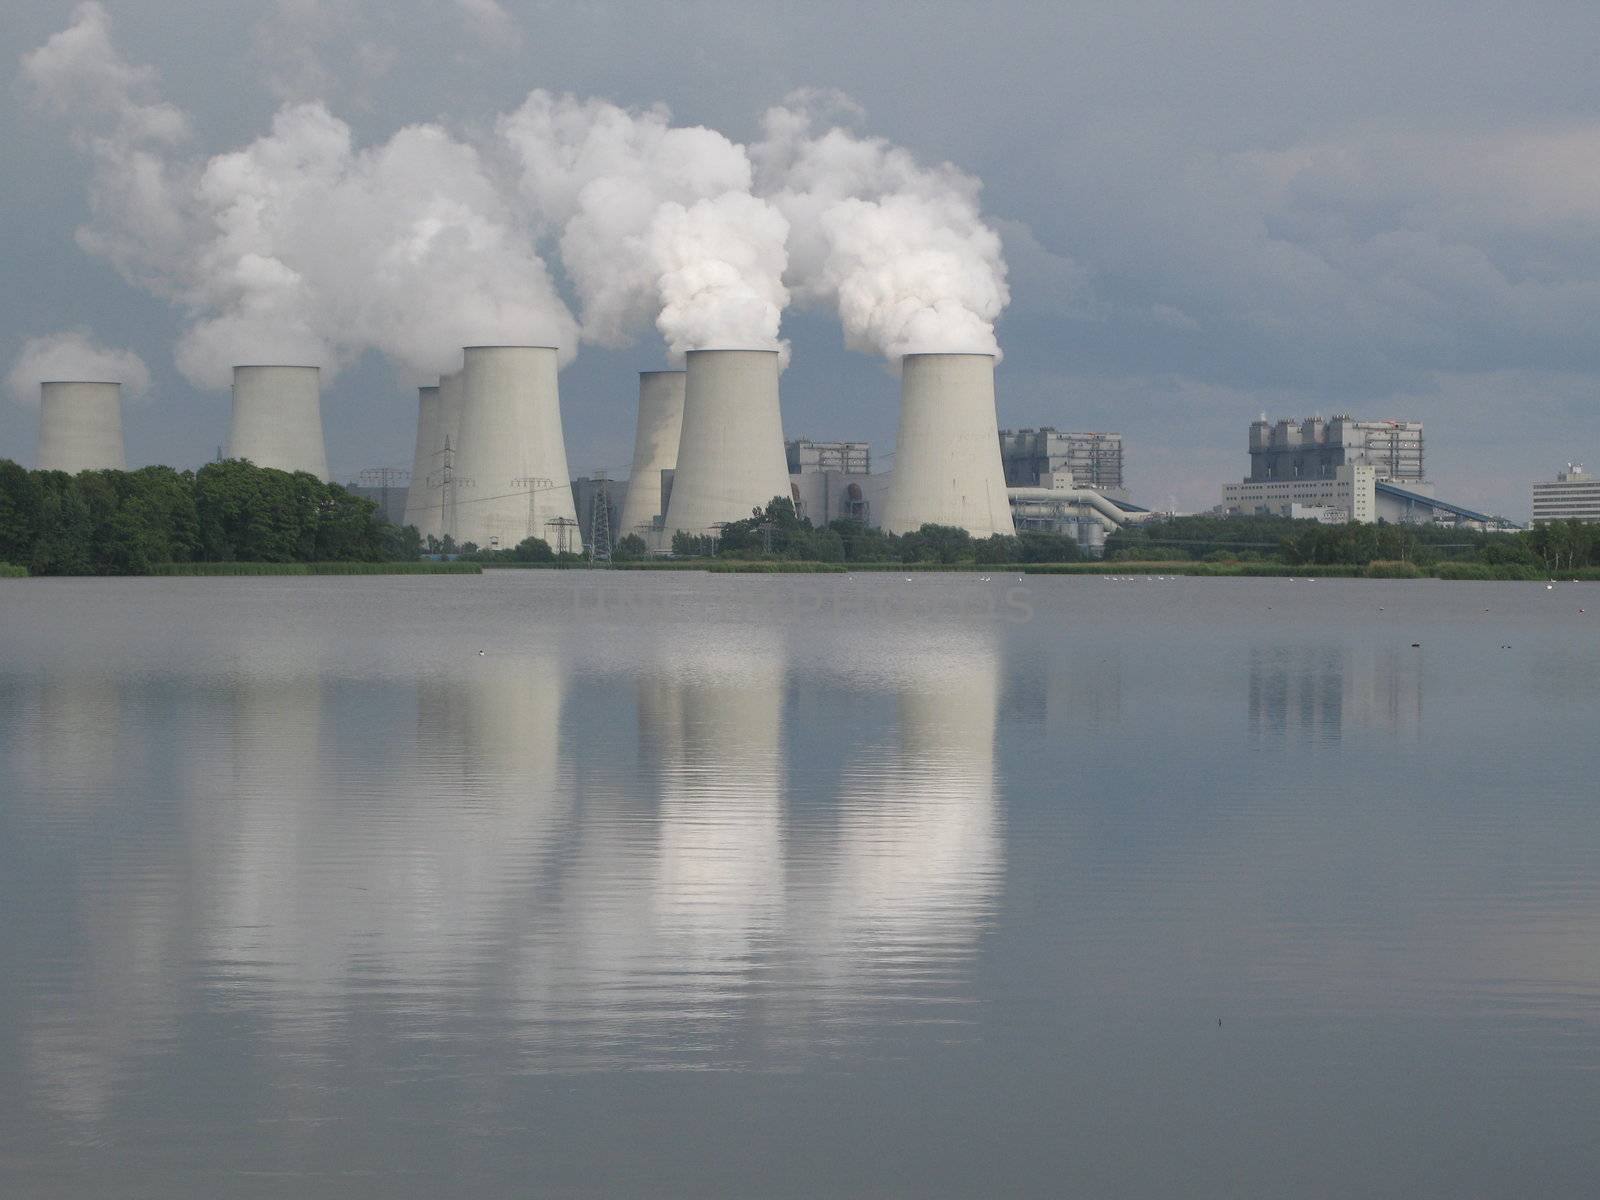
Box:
[1105,512,1600,571]
[0,458,419,575]
[669,497,1086,565]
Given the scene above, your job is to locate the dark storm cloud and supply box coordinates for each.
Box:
[5,0,1600,518]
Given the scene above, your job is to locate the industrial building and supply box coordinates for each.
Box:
[37,381,125,473]
[1223,413,1515,529]
[1248,415,1427,490]
[228,365,329,480]
[1532,464,1600,525]
[998,428,1125,497]
[345,474,409,525]
[787,439,871,525]
[572,473,627,554]
[1223,465,1378,523]
[1222,464,1513,530]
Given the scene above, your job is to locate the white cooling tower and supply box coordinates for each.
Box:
[37,382,125,473]
[881,353,1015,538]
[227,366,329,479]
[662,349,791,539]
[438,368,465,451]
[616,370,686,543]
[402,385,443,538]
[450,346,580,551]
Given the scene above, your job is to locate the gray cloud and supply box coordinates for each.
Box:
[5,0,1599,520]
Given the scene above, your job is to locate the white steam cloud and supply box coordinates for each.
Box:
[499,93,790,361]
[24,13,1009,392]
[754,90,1009,365]
[24,3,576,391]
[7,331,151,407]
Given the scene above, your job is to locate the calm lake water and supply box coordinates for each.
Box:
[2,572,1597,1198]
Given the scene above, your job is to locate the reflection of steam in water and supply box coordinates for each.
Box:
[1248,644,1422,745]
[811,629,1004,1013]
[189,653,572,1043]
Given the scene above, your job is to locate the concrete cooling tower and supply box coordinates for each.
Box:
[227,366,329,480]
[881,353,1015,538]
[616,370,686,544]
[37,382,125,473]
[438,368,465,452]
[402,385,443,539]
[662,349,791,539]
[450,346,580,551]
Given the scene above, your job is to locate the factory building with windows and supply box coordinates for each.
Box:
[1531,465,1600,525]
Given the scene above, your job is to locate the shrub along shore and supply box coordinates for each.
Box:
[147,561,481,576]
[6,466,1598,580]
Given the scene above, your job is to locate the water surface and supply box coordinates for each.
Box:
[2,573,1597,1197]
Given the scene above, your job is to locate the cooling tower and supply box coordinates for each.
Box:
[881,353,1015,537]
[662,349,791,539]
[401,385,443,539]
[439,368,465,451]
[616,370,685,542]
[36,382,125,473]
[450,346,580,551]
[227,366,329,479]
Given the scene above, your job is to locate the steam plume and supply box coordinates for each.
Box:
[24,4,576,390]
[754,91,1009,365]
[6,331,150,407]
[499,92,790,361]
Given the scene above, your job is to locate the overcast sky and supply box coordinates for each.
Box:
[5,0,1600,520]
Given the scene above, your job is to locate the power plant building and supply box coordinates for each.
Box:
[1249,415,1426,490]
[36,381,126,474]
[450,346,581,551]
[999,429,1125,498]
[662,349,792,539]
[227,365,329,480]
[1531,464,1600,525]
[787,439,871,525]
[881,353,1015,538]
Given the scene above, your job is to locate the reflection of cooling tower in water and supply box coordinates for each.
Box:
[647,644,788,992]
[824,631,1004,991]
[190,656,572,1043]
[9,670,126,803]
[616,370,685,544]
